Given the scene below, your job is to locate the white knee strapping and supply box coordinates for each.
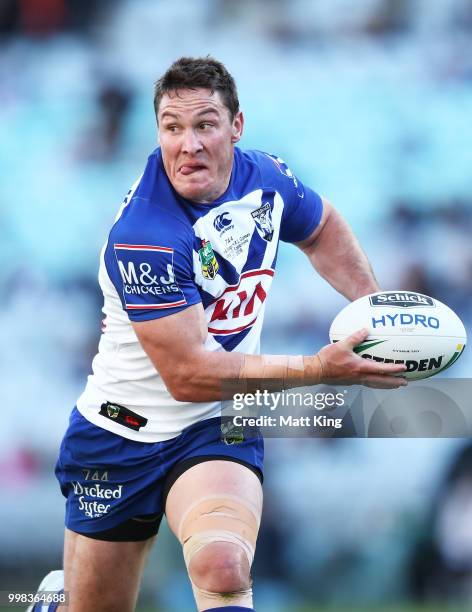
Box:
[178,493,261,568]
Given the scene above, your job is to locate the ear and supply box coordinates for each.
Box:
[231,111,244,143]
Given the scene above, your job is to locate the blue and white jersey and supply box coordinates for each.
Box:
[77,147,323,442]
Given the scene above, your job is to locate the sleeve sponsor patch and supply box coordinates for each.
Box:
[113,244,187,310]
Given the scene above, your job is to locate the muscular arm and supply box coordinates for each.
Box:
[130,191,406,403]
[297,198,379,301]
[132,304,244,401]
[131,304,406,402]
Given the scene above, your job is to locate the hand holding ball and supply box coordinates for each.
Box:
[329,291,467,380]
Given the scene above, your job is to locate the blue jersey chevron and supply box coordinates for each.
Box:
[104,146,323,354]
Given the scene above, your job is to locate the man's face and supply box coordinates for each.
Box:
[158,88,243,203]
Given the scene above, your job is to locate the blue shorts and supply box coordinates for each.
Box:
[55,408,264,539]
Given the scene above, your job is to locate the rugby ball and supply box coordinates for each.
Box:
[329,291,467,380]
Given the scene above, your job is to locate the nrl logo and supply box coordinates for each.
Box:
[221,420,244,445]
[198,239,219,280]
[106,404,120,418]
[251,202,274,242]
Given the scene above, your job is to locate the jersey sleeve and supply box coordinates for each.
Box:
[261,153,323,244]
[104,200,201,322]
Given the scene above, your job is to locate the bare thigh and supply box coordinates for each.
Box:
[59,527,155,612]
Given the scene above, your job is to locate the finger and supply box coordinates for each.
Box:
[357,358,407,374]
[340,328,370,350]
[362,375,408,389]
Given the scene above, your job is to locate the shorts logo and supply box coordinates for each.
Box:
[198,239,219,280]
[72,481,124,518]
[221,419,244,445]
[99,402,148,431]
[113,244,186,310]
[213,212,232,233]
[252,203,274,242]
[369,292,435,308]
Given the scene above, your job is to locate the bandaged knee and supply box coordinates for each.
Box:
[178,494,260,568]
[177,494,260,610]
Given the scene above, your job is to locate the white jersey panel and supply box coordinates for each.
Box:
[77,175,222,442]
[75,147,323,443]
[78,189,281,441]
[77,248,222,442]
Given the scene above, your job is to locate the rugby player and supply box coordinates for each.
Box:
[30,57,406,612]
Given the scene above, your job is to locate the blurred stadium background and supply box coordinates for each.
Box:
[1,0,472,610]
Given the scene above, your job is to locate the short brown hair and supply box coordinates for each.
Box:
[153,56,239,120]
